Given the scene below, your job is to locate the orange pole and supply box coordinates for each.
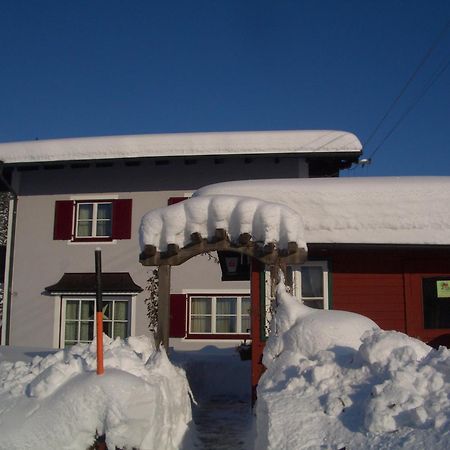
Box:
[96,311,104,375]
[95,249,105,376]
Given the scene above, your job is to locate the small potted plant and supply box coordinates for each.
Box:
[236,339,251,360]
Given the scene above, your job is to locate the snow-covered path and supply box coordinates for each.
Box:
[170,349,254,450]
[193,394,253,450]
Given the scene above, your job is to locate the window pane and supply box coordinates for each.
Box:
[102,302,112,320]
[114,301,128,320]
[103,321,112,338]
[241,316,251,333]
[80,321,94,341]
[216,317,236,333]
[66,301,79,320]
[65,321,78,342]
[97,203,112,220]
[304,299,324,309]
[285,266,294,294]
[241,297,251,315]
[77,221,92,237]
[78,204,93,220]
[217,297,237,314]
[114,322,128,339]
[81,300,94,320]
[423,278,450,328]
[191,297,211,315]
[96,220,112,237]
[301,267,323,298]
[191,316,211,333]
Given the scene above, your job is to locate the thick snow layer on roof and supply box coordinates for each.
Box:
[195,176,450,246]
[140,194,306,251]
[0,130,361,164]
[256,279,450,449]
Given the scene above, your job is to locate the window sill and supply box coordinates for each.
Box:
[186,333,251,340]
[67,239,118,245]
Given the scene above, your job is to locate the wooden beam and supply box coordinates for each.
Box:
[155,265,171,352]
[139,230,308,267]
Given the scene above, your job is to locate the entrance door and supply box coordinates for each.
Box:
[405,259,450,343]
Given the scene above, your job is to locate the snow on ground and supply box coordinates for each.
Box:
[172,348,254,450]
[140,195,306,252]
[195,177,450,245]
[0,336,194,450]
[256,278,450,449]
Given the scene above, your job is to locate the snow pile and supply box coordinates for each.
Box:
[0,336,194,450]
[140,195,306,252]
[256,280,450,449]
[0,130,361,164]
[195,177,450,245]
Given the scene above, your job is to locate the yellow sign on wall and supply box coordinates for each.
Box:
[437,280,450,298]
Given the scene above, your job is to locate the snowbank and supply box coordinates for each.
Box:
[140,195,306,252]
[195,177,450,245]
[0,336,194,450]
[256,280,450,449]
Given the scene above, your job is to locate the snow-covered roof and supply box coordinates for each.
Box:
[0,130,361,164]
[194,177,450,246]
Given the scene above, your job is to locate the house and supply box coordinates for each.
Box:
[138,176,450,392]
[0,130,362,349]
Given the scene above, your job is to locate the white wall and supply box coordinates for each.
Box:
[7,156,306,347]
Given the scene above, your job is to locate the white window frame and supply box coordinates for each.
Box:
[188,294,251,335]
[264,261,329,337]
[75,201,113,239]
[60,295,134,347]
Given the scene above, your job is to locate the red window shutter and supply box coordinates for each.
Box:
[168,197,188,205]
[53,200,74,240]
[170,294,187,338]
[112,199,132,239]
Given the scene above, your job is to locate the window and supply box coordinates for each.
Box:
[53,199,132,241]
[63,297,130,346]
[188,295,251,335]
[264,261,328,338]
[422,277,450,329]
[76,202,112,238]
[285,263,328,309]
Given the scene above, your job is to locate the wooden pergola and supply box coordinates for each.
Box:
[140,224,307,399]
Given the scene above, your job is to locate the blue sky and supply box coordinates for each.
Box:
[1,1,449,176]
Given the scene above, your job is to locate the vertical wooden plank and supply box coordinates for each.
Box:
[250,259,265,405]
[156,265,171,352]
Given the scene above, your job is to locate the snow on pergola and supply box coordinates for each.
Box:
[139,195,307,266]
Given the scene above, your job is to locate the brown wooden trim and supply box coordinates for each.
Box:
[140,229,307,266]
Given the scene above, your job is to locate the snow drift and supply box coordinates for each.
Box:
[0,336,194,450]
[256,279,450,449]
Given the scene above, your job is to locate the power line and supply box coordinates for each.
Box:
[368,53,450,160]
[363,17,450,150]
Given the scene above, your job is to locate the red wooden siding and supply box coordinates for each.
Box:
[328,251,407,331]
[112,199,132,239]
[169,294,187,338]
[53,200,74,240]
[308,246,450,342]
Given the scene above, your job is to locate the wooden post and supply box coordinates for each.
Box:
[156,265,171,352]
[250,259,265,405]
[95,249,104,376]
